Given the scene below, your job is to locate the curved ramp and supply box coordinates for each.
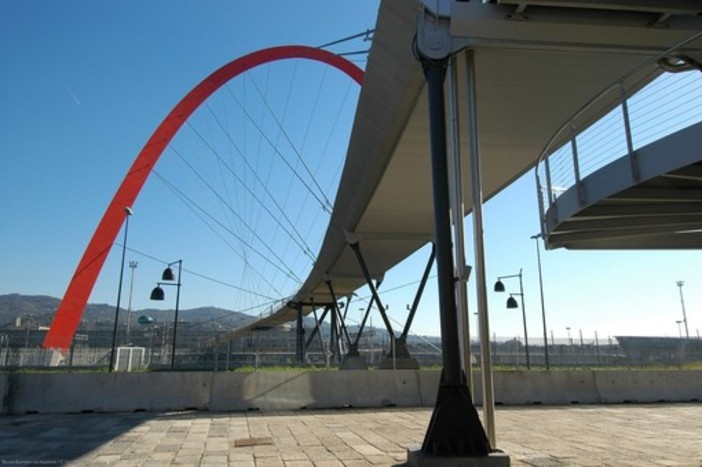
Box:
[545,122,702,249]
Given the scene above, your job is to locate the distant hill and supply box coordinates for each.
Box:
[0,294,253,331]
[0,294,439,344]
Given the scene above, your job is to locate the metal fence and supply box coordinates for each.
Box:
[2,327,699,372]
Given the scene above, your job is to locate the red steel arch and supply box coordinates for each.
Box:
[44,45,364,350]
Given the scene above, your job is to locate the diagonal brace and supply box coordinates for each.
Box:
[348,241,395,337]
[400,243,436,342]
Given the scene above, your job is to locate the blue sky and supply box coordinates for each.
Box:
[1,1,700,343]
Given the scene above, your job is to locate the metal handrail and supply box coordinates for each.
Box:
[535,30,702,237]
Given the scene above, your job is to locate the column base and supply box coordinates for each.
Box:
[339,354,368,370]
[407,449,511,466]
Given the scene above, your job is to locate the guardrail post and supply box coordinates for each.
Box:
[620,81,641,183]
[570,126,586,206]
[537,155,558,234]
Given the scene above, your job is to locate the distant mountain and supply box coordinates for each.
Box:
[0,294,253,331]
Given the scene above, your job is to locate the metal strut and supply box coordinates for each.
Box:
[305,306,329,356]
[417,51,491,457]
[352,281,379,348]
[325,280,353,347]
[348,241,395,338]
[400,243,435,342]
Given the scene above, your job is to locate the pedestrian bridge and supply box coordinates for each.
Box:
[234,1,702,336]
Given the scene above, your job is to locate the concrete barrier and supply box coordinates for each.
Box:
[594,370,702,403]
[494,370,599,405]
[6,372,211,414]
[1,369,700,414]
[209,370,423,411]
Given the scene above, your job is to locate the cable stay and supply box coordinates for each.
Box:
[151,171,296,300]
[246,73,334,212]
[317,29,374,50]
[199,103,317,260]
[119,244,279,301]
[180,123,317,261]
[167,144,314,273]
[152,170,304,286]
[222,85,333,214]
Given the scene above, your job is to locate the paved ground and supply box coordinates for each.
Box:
[1,403,700,466]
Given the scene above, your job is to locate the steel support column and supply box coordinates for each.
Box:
[294,302,305,365]
[447,55,473,393]
[418,53,490,456]
[465,48,497,447]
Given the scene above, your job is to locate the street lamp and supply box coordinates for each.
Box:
[494,269,530,369]
[125,261,138,345]
[676,281,690,339]
[109,206,133,372]
[150,260,182,370]
[676,320,683,338]
[530,233,550,369]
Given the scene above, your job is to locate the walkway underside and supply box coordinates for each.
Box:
[545,123,702,249]
[230,1,702,336]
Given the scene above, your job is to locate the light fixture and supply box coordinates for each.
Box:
[506,295,519,309]
[150,285,165,301]
[162,266,175,281]
[494,280,505,292]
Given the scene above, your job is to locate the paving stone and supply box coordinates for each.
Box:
[283,461,315,467]
[0,403,701,465]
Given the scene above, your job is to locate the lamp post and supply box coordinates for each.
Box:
[109,206,133,372]
[676,320,683,338]
[494,269,530,369]
[125,261,138,345]
[676,281,689,339]
[150,260,182,370]
[530,234,550,369]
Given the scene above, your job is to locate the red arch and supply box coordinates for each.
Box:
[44,46,364,350]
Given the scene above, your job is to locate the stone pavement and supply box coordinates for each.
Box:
[1,403,700,466]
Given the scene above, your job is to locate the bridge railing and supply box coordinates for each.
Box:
[536,32,702,233]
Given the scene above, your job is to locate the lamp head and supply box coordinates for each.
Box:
[162,267,175,281]
[150,285,165,301]
[506,295,519,309]
[494,280,506,293]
